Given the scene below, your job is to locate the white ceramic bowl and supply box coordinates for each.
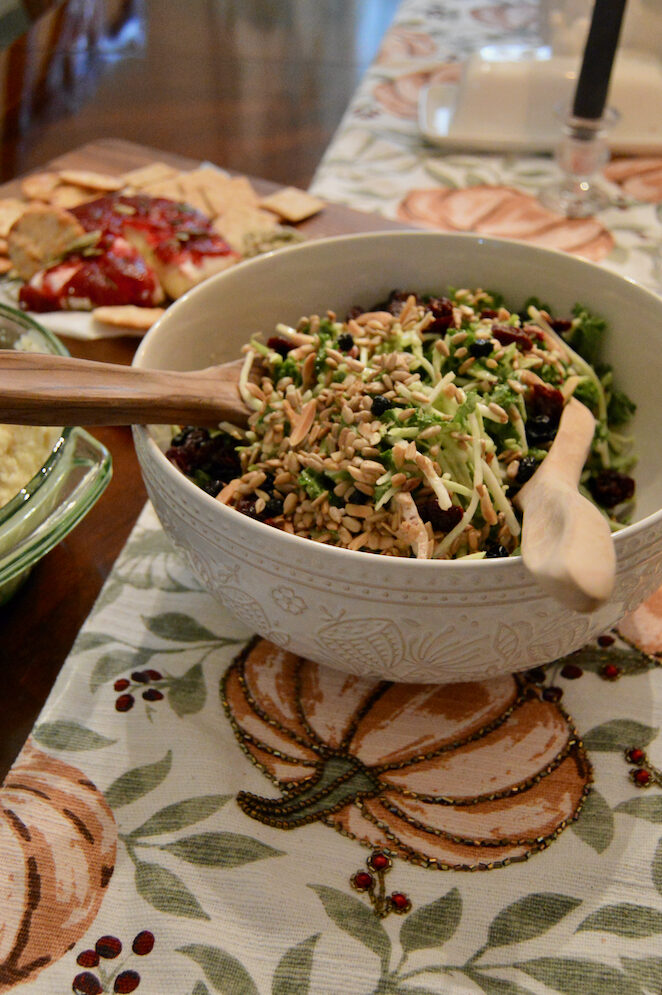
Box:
[133,232,662,683]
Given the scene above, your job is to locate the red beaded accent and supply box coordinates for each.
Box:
[626,748,646,765]
[632,769,652,787]
[600,663,621,681]
[389,892,411,913]
[368,851,391,871]
[352,871,373,891]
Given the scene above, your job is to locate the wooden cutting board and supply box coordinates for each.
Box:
[0,136,412,240]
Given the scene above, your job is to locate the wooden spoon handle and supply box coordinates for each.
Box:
[0,351,249,426]
[516,398,615,612]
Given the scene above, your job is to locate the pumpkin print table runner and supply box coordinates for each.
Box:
[3,1,662,992]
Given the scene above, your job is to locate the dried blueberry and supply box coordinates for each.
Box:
[515,455,539,485]
[371,395,393,416]
[337,332,354,351]
[468,338,493,358]
[267,335,293,357]
[525,414,556,445]
[484,542,509,558]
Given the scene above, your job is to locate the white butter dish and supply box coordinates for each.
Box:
[419,46,662,154]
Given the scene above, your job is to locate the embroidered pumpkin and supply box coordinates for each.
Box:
[0,740,116,991]
[617,585,662,656]
[222,639,591,870]
[373,64,461,119]
[604,157,662,203]
[396,185,614,261]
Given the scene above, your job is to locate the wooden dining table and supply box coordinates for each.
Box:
[0,0,402,778]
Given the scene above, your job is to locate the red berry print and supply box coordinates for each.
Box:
[95,934,122,958]
[115,693,135,712]
[144,669,163,682]
[72,973,103,995]
[132,930,155,956]
[352,871,374,891]
[560,663,583,680]
[114,678,130,692]
[114,970,141,993]
[542,686,563,702]
[131,670,150,683]
[597,634,615,647]
[76,949,100,968]
[142,688,164,702]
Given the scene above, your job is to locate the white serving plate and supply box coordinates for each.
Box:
[419,46,662,154]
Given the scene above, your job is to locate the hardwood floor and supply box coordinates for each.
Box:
[0,0,400,187]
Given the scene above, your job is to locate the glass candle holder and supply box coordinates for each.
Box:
[540,106,619,218]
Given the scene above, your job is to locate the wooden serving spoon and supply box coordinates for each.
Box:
[0,351,256,427]
[515,396,616,613]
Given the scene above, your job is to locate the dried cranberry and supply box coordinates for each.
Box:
[235,497,258,518]
[480,308,498,319]
[427,296,454,334]
[587,469,635,508]
[371,395,393,416]
[492,324,533,352]
[337,332,354,351]
[527,383,564,423]
[419,501,463,533]
[267,335,292,357]
[468,338,493,358]
[550,317,572,334]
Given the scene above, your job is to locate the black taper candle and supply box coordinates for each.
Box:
[572,0,628,120]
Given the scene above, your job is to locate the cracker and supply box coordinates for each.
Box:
[20,171,61,201]
[58,168,123,192]
[174,174,213,214]
[8,203,86,279]
[121,161,180,190]
[212,204,278,252]
[0,198,28,237]
[138,176,186,201]
[48,183,98,208]
[92,305,165,330]
[259,186,324,222]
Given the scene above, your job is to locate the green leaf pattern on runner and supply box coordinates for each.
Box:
[399,888,462,954]
[515,957,642,995]
[32,720,116,751]
[310,884,391,970]
[160,831,284,867]
[272,934,320,995]
[168,661,206,716]
[127,794,232,838]
[615,795,662,823]
[143,611,224,642]
[570,788,614,853]
[582,720,659,752]
[104,750,172,808]
[576,902,662,937]
[134,859,210,920]
[485,894,582,950]
[177,944,259,995]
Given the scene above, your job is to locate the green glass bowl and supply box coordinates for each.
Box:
[0,305,112,605]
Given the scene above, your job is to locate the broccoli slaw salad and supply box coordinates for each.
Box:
[166,287,636,560]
